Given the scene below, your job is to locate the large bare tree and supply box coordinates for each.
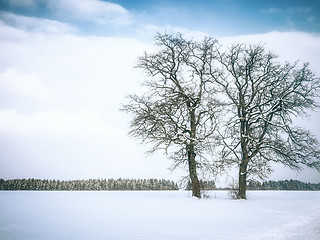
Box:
[213,44,320,199]
[122,33,220,198]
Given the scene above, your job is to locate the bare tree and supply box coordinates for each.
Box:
[122,33,220,198]
[213,44,320,199]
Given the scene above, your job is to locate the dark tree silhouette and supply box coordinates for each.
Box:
[213,44,320,199]
[122,33,221,198]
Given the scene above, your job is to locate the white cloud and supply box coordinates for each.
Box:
[261,7,281,14]
[261,7,312,14]
[306,16,316,22]
[0,108,176,181]
[48,0,131,26]
[0,68,54,100]
[0,109,115,138]
[139,24,208,41]
[286,7,312,14]
[0,12,76,35]
[0,21,153,141]
[0,19,177,180]
[0,20,29,39]
[219,31,320,73]
[0,24,151,136]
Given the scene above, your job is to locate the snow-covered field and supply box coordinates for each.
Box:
[0,190,319,240]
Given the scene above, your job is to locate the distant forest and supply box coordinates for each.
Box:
[247,179,320,191]
[0,178,179,191]
[0,178,319,191]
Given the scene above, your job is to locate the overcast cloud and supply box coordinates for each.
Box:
[0,0,319,184]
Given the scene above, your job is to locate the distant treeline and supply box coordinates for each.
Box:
[0,178,179,191]
[185,180,216,190]
[1,178,319,191]
[247,179,320,191]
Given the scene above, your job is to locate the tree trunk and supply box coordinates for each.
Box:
[188,145,201,198]
[238,100,249,200]
[187,107,201,198]
[238,160,248,199]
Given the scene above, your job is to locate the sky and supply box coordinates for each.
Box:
[0,0,320,185]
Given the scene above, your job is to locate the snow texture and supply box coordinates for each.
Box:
[0,191,319,240]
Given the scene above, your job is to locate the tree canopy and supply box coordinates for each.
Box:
[122,33,221,198]
[122,33,320,199]
[213,44,320,198]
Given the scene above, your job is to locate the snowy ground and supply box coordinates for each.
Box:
[0,190,320,240]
